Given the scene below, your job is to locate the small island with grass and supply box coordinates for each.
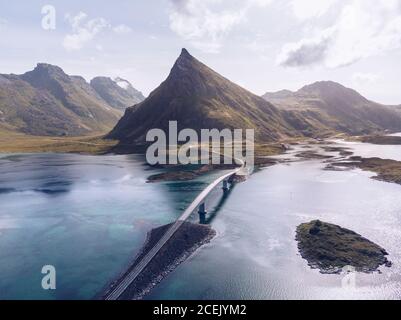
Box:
[296,220,391,274]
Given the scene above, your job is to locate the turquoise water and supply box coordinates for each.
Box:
[1,141,401,300]
[0,153,222,299]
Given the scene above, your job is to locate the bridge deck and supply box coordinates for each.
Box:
[104,157,244,300]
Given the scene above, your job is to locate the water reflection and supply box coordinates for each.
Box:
[199,185,235,225]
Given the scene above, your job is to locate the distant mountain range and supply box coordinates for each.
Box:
[90,76,144,111]
[109,49,401,148]
[0,64,144,136]
[263,82,401,136]
[1,51,400,143]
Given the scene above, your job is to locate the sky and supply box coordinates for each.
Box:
[0,0,400,104]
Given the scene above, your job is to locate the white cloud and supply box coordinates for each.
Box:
[278,0,401,68]
[63,12,110,51]
[277,29,333,67]
[290,0,338,20]
[168,0,273,53]
[248,0,273,7]
[113,24,132,34]
[169,0,244,53]
[352,72,379,84]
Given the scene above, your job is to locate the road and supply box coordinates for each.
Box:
[104,148,245,300]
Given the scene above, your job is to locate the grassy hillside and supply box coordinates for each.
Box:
[0,129,117,154]
[0,64,136,137]
[263,81,401,135]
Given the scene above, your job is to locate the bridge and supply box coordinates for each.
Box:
[104,151,245,300]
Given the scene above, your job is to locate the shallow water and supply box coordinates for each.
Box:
[0,140,401,300]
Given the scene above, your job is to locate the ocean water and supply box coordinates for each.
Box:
[1,140,401,300]
[0,153,223,299]
[147,142,401,300]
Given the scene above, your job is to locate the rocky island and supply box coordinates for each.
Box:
[146,143,286,183]
[296,220,391,274]
[146,163,238,183]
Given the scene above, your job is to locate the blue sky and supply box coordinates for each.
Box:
[1,0,401,104]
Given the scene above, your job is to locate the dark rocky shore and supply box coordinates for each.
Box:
[147,170,199,182]
[295,151,334,160]
[296,220,391,274]
[321,146,353,157]
[102,222,216,300]
[327,156,401,185]
[359,135,401,145]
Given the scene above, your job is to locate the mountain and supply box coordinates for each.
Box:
[108,49,299,145]
[263,81,401,135]
[0,63,138,136]
[90,76,145,111]
[0,73,73,135]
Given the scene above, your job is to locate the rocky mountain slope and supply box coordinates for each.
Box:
[90,77,144,111]
[108,49,300,145]
[263,82,401,136]
[0,64,143,136]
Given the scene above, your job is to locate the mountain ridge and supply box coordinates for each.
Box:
[90,76,145,111]
[0,63,144,136]
[108,48,300,145]
[263,81,401,135]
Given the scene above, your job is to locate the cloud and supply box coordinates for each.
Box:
[168,0,244,53]
[278,0,401,68]
[290,0,338,20]
[277,29,333,67]
[63,12,110,51]
[113,24,132,34]
[168,0,272,53]
[352,72,379,84]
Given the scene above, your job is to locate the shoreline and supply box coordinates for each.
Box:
[133,227,216,300]
[0,131,118,155]
[0,129,339,155]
